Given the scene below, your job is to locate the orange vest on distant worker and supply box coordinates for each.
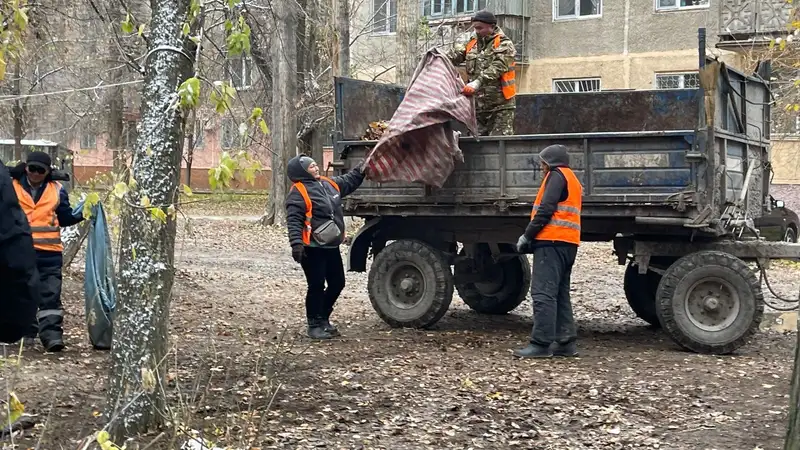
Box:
[531,168,582,245]
[12,179,63,252]
[465,34,517,100]
[290,176,341,245]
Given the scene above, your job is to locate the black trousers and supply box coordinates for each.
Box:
[300,246,346,327]
[530,244,578,346]
[28,251,64,341]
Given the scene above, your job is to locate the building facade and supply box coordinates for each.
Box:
[351,0,799,190]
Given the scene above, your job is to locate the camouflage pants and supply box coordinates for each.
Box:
[476,108,515,136]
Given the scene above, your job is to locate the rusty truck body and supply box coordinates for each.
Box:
[330,53,800,355]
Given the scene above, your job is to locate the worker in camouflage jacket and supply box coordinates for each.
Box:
[446,10,517,136]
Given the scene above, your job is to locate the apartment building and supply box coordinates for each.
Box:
[350,0,799,187]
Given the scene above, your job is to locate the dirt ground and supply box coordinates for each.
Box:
[2,199,799,450]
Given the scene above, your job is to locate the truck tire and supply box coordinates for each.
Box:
[454,244,530,315]
[368,239,454,328]
[623,262,661,327]
[655,251,764,355]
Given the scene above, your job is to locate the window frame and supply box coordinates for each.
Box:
[654,71,700,90]
[220,119,238,150]
[553,0,603,21]
[552,77,602,93]
[80,130,97,150]
[654,0,710,12]
[371,0,397,35]
[228,56,252,91]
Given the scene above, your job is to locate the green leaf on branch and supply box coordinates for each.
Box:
[82,192,101,219]
[182,22,190,36]
[182,184,194,196]
[178,77,201,109]
[210,82,235,114]
[113,182,129,199]
[121,13,134,34]
[149,207,167,223]
[258,119,269,135]
[138,24,146,36]
[13,8,29,30]
[140,196,151,208]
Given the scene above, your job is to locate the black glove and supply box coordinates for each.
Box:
[352,159,366,174]
[292,244,305,263]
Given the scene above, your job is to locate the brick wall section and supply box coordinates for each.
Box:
[74,166,272,191]
[771,184,800,213]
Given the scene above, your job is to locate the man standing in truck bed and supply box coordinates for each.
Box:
[446,10,517,136]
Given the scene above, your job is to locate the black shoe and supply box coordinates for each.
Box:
[307,326,334,340]
[322,319,340,336]
[513,343,553,359]
[42,339,65,353]
[552,341,579,357]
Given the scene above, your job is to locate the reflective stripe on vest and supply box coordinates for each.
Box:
[465,34,517,100]
[531,168,582,245]
[12,179,63,252]
[290,176,341,245]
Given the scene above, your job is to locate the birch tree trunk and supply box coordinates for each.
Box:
[106,0,193,439]
[396,0,419,86]
[786,327,800,450]
[262,0,297,226]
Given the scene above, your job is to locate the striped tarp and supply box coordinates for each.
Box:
[363,48,478,188]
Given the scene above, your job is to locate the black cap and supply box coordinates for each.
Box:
[471,10,497,25]
[25,151,52,170]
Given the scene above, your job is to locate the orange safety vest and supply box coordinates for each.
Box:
[531,168,582,245]
[465,34,517,100]
[12,179,63,252]
[290,176,341,245]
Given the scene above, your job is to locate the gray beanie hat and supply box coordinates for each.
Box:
[299,156,316,171]
[471,10,497,24]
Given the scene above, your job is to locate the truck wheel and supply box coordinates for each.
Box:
[655,251,764,355]
[454,243,530,315]
[368,239,454,328]
[623,262,661,327]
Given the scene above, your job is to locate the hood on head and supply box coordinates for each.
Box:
[539,144,570,168]
[287,155,317,182]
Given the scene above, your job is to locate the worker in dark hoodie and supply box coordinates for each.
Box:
[9,151,84,352]
[514,144,583,358]
[0,158,39,344]
[285,155,366,340]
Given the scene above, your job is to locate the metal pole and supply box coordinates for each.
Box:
[698,27,706,69]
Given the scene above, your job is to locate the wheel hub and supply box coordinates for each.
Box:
[702,296,720,311]
[399,277,418,293]
[684,278,741,332]
[387,263,426,309]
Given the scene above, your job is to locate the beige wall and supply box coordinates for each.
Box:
[771,140,800,184]
[520,49,746,93]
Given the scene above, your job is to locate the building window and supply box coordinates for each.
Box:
[221,119,238,149]
[80,130,96,150]
[228,57,252,90]
[123,121,138,150]
[553,78,601,93]
[422,0,485,17]
[655,0,709,11]
[655,72,700,89]
[187,120,204,150]
[372,0,397,34]
[554,0,601,20]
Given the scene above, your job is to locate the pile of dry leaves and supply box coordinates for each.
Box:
[361,121,389,140]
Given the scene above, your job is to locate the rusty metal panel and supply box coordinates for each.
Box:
[514,90,700,134]
[334,77,405,140]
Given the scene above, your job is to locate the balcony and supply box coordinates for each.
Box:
[718,0,793,48]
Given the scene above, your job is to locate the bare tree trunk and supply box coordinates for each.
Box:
[106,0,193,439]
[786,328,800,449]
[262,0,297,226]
[334,0,350,77]
[12,61,24,160]
[396,0,419,86]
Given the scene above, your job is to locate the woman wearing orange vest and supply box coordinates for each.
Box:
[513,144,583,359]
[10,151,84,352]
[285,155,365,340]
